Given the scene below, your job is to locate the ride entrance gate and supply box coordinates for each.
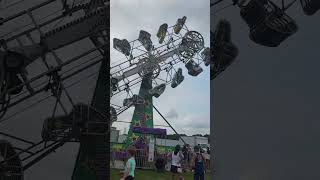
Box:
[131,127,166,169]
[135,148,150,169]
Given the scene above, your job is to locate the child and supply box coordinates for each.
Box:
[120,146,136,180]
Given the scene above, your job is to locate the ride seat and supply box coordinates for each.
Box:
[240,0,298,47]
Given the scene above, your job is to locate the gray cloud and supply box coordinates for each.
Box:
[165,109,179,119]
[180,114,210,129]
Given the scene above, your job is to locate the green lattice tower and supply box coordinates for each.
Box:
[125,73,154,147]
[71,56,109,180]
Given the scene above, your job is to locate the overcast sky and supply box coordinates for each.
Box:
[0,0,209,179]
[110,0,210,136]
[212,1,320,180]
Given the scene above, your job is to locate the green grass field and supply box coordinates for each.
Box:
[110,168,210,180]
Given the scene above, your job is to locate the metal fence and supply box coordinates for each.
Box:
[135,149,152,169]
[111,149,158,169]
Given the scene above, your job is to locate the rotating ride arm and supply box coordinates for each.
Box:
[113,48,180,82]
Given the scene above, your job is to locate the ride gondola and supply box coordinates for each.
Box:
[211,19,238,80]
[240,0,298,47]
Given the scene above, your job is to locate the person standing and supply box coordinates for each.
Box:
[168,145,184,180]
[182,144,188,172]
[155,152,165,172]
[191,146,205,180]
[121,146,136,180]
[187,144,192,170]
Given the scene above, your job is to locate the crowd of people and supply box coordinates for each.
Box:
[118,144,210,180]
[155,144,210,180]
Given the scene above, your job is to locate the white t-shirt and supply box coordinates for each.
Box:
[171,152,183,167]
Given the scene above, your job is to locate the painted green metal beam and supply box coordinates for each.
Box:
[125,73,154,147]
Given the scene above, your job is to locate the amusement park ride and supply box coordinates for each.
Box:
[110,16,209,127]
[110,12,210,164]
[0,0,210,179]
[1,0,317,178]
